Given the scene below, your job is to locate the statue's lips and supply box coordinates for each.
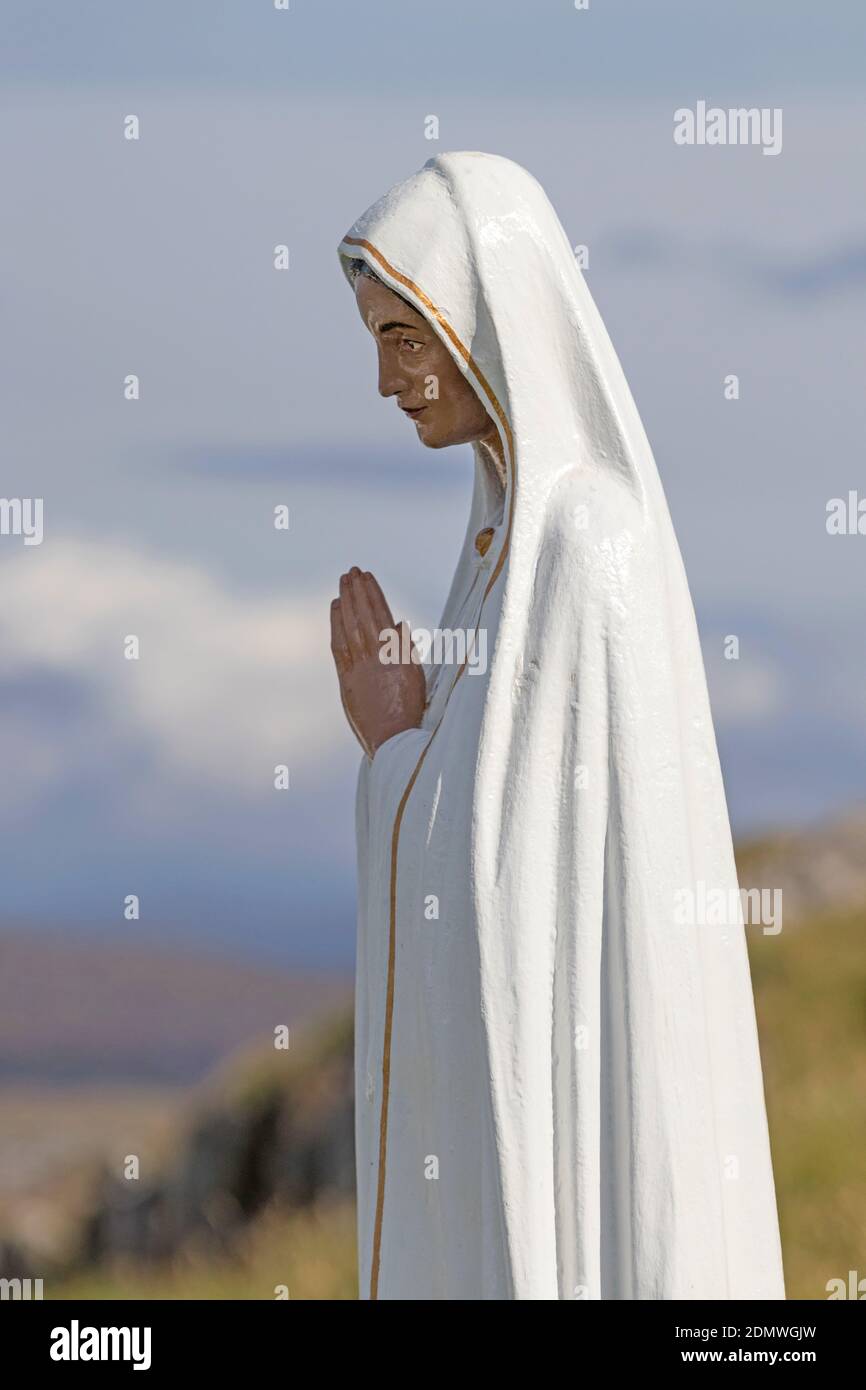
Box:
[400,406,427,419]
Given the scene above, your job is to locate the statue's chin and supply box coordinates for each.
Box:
[415,419,464,450]
[413,420,436,447]
[418,431,452,450]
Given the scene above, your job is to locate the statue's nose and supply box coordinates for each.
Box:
[378,364,402,398]
[377,345,405,398]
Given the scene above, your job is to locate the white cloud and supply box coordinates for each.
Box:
[706,654,784,726]
[0,538,344,798]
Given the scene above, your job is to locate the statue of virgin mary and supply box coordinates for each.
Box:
[331,152,786,1301]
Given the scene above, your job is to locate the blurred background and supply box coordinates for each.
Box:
[0,0,863,1298]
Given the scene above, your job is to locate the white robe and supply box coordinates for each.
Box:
[341,151,786,1301]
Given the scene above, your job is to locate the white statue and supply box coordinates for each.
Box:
[331,151,786,1302]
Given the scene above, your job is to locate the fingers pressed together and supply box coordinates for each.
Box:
[330,567,395,669]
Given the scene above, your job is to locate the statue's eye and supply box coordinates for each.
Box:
[401,339,423,353]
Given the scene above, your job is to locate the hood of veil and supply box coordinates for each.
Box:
[337,151,677,626]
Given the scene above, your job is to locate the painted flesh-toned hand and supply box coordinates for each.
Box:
[330,567,426,759]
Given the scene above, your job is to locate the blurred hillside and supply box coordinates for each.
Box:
[0,931,352,1082]
[736,806,866,925]
[1,1010,358,1300]
[0,810,863,1299]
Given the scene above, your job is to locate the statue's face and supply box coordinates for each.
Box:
[355,273,497,450]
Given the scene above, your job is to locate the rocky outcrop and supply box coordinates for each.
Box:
[75,1008,355,1273]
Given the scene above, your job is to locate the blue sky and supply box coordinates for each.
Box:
[4,0,866,95]
[1,2,864,966]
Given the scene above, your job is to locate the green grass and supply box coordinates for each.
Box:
[748,905,866,1299]
[49,1200,358,1301]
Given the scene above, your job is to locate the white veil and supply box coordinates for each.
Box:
[338,152,785,1299]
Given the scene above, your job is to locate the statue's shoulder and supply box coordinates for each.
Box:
[542,465,649,572]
